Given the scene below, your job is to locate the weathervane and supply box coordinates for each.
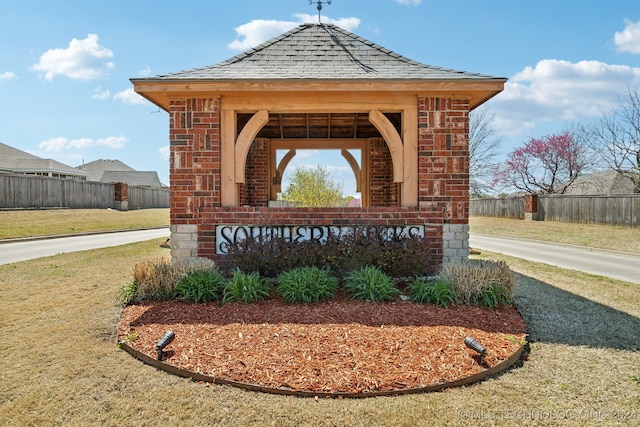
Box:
[309,0,332,24]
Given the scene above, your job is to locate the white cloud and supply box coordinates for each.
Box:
[92,86,111,100]
[228,16,361,51]
[614,19,640,54]
[138,66,152,77]
[113,87,147,105]
[293,14,361,31]
[0,71,16,81]
[31,34,114,81]
[159,145,170,162]
[39,136,127,152]
[228,19,299,51]
[95,136,127,149]
[395,0,421,5]
[487,59,640,137]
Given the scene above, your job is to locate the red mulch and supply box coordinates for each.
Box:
[118,292,527,394]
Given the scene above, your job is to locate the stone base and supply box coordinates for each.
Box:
[113,200,128,211]
[442,223,469,263]
[170,224,198,260]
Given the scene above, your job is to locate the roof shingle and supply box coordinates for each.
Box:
[151,24,503,82]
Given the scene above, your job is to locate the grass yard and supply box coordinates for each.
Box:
[1,236,638,426]
[0,208,169,239]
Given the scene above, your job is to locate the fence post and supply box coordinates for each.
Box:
[524,194,538,221]
[114,182,129,211]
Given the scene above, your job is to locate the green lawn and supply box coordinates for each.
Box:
[0,208,169,239]
[0,224,638,426]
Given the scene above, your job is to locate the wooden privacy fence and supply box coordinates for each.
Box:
[471,194,640,227]
[0,175,169,210]
[469,196,525,219]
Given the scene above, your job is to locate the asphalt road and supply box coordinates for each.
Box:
[470,233,640,284]
[1,229,638,284]
[0,228,170,265]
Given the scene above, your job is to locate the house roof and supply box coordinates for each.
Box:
[0,142,89,178]
[77,159,136,182]
[100,171,163,188]
[132,23,506,110]
[565,170,635,195]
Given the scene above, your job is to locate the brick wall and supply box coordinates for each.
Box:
[417,97,470,224]
[241,138,270,207]
[368,137,397,207]
[169,98,221,228]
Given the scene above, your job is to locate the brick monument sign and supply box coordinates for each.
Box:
[131,24,505,273]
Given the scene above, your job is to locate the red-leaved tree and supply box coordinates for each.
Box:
[493,131,588,194]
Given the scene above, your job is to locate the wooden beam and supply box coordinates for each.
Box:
[275,149,297,194]
[402,107,418,207]
[234,110,269,183]
[341,149,361,192]
[221,109,237,207]
[368,109,404,183]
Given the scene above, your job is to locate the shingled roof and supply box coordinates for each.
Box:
[144,23,503,82]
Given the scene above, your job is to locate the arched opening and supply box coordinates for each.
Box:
[236,111,402,207]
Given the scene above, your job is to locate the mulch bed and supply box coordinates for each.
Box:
[118,292,527,394]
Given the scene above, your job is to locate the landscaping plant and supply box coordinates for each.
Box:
[277,266,339,304]
[407,276,457,308]
[116,257,217,304]
[440,259,515,308]
[222,269,270,303]
[175,269,227,303]
[344,265,398,302]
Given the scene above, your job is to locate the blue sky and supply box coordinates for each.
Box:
[1,0,639,196]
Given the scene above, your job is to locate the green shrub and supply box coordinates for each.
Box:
[408,276,457,308]
[476,282,512,309]
[116,281,138,305]
[175,269,227,303]
[277,266,339,304]
[116,257,217,304]
[440,259,515,308]
[344,265,398,302]
[223,269,270,303]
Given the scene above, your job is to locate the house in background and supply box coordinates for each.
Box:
[0,142,88,180]
[565,170,635,195]
[77,159,166,188]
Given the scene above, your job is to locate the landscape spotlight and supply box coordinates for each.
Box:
[464,336,487,365]
[156,331,175,361]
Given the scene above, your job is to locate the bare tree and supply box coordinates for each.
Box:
[585,87,640,193]
[469,108,502,196]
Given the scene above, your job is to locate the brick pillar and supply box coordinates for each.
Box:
[113,182,128,211]
[169,97,221,260]
[524,194,538,221]
[418,97,471,264]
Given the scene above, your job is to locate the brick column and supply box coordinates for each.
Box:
[169,97,221,260]
[113,182,128,211]
[524,194,538,221]
[418,97,471,263]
